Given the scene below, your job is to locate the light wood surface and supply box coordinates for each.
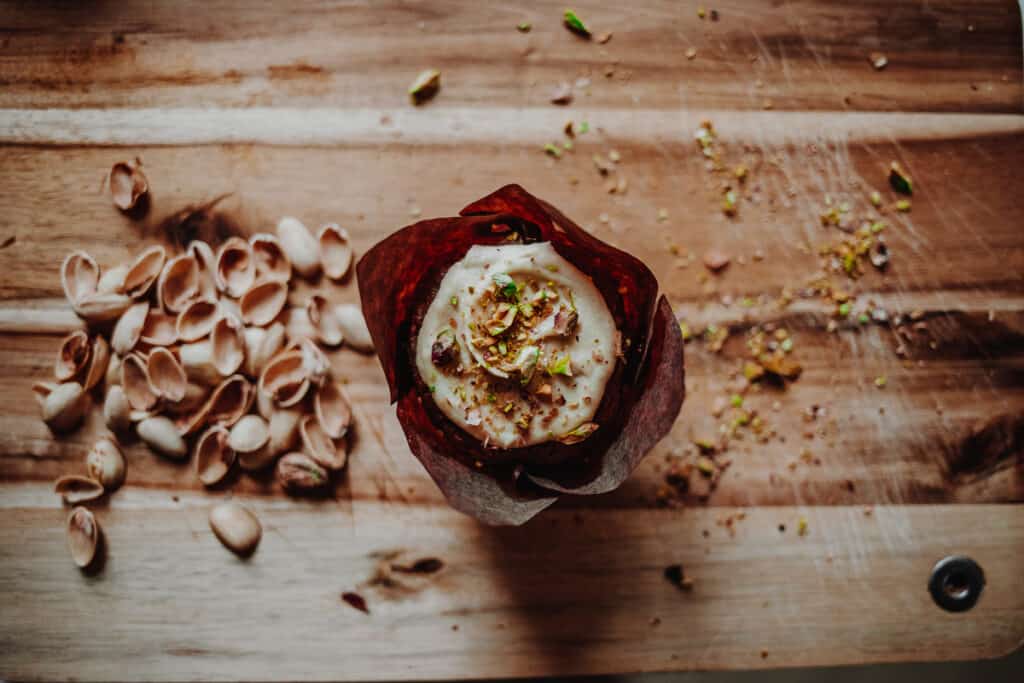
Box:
[1,0,1023,679]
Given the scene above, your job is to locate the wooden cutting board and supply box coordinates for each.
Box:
[1,1,1022,680]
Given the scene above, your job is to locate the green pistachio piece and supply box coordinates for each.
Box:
[408,69,441,105]
[486,302,518,336]
[563,9,591,37]
[888,161,912,195]
[557,422,598,444]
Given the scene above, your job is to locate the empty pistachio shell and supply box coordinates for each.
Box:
[97,263,129,295]
[157,254,200,313]
[138,415,188,459]
[218,296,241,321]
[179,340,220,386]
[139,309,177,347]
[103,385,132,433]
[211,315,246,376]
[276,452,329,493]
[54,474,104,504]
[55,330,91,382]
[333,304,374,352]
[194,425,235,486]
[228,414,270,454]
[240,280,287,327]
[67,506,100,569]
[176,299,220,343]
[204,374,254,427]
[306,294,343,347]
[188,240,218,301]
[82,335,110,391]
[73,292,134,323]
[258,350,309,408]
[297,338,330,387]
[163,381,210,416]
[317,223,353,280]
[61,251,100,305]
[209,502,261,556]
[277,216,320,278]
[256,385,275,420]
[39,381,88,433]
[250,233,292,283]
[123,245,166,299]
[110,159,149,211]
[215,237,256,298]
[121,353,158,411]
[314,381,352,440]
[86,438,126,491]
[146,347,187,403]
[300,414,347,471]
[111,301,149,356]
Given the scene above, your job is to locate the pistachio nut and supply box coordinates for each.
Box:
[103,385,132,433]
[275,452,330,494]
[333,303,374,353]
[85,438,126,491]
[37,381,88,433]
[208,502,261,557]
[276,216,320,279]
[317,223,353,281]
[137,415,188,459]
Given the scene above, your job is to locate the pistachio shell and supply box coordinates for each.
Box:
[208,502,261,556]
[297,338,330,388]
[251,322,286,378]
[300,414,347,471]
[55,330,91,382]
[139,309,178,347]
[178,340,220,386]
[157,254,200,313]
[82,335,110,391]
[276,452,329,493]
[258,350,310,408]
[228,414,270,454]
[314,381,352,440]
[86,438,126,491]
[40,381,88,433]
[276,216,320,278]
[105,352,122,389]
[256,387,275,420]
[138,415,188,459]
[333,304,374,353]
[194,425,235,486]
[146,347,187,403]
[110,159,149,211]
[61,251,99,306]
[97,263,129,295]
[73,292,133,323]
[103,385,132,433]
[188,240,218,300]
[204,374,254,428]
[306,294,343,347]
[215,237,255,298]
[67,506,99,569]
[250,233,292,283]
[211,314,246,377]
[267,407,302,457]
[32,380,55,408]
[123,245,166,299]
[176,299,220,342]
[317,223,353,280]
[240,280,288,327]
[54,474,104,504]
[111,301,149,356]
[218,297,241,320]
[163,380,210,416]
[121,353,158,412]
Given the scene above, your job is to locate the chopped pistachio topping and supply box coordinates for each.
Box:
[492,272,520,300]
[563,9,591,37]
[548,353,573,377]
[557,421,599,444]
[517,22,532,32]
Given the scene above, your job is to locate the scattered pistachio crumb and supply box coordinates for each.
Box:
[543,143,562,158]
[563,9,591,38]
[517,22,532,33]
[869,190,882,207]
[730,394,743,408]
[895,199,911,212]
[686,47,697,60]
[797,517,808,536]
[874,375,887,388]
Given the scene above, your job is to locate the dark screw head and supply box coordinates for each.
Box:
[928,555,985,613]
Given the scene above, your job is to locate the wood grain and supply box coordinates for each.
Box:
[0,0,1023,679]
[0,499,1021,681]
